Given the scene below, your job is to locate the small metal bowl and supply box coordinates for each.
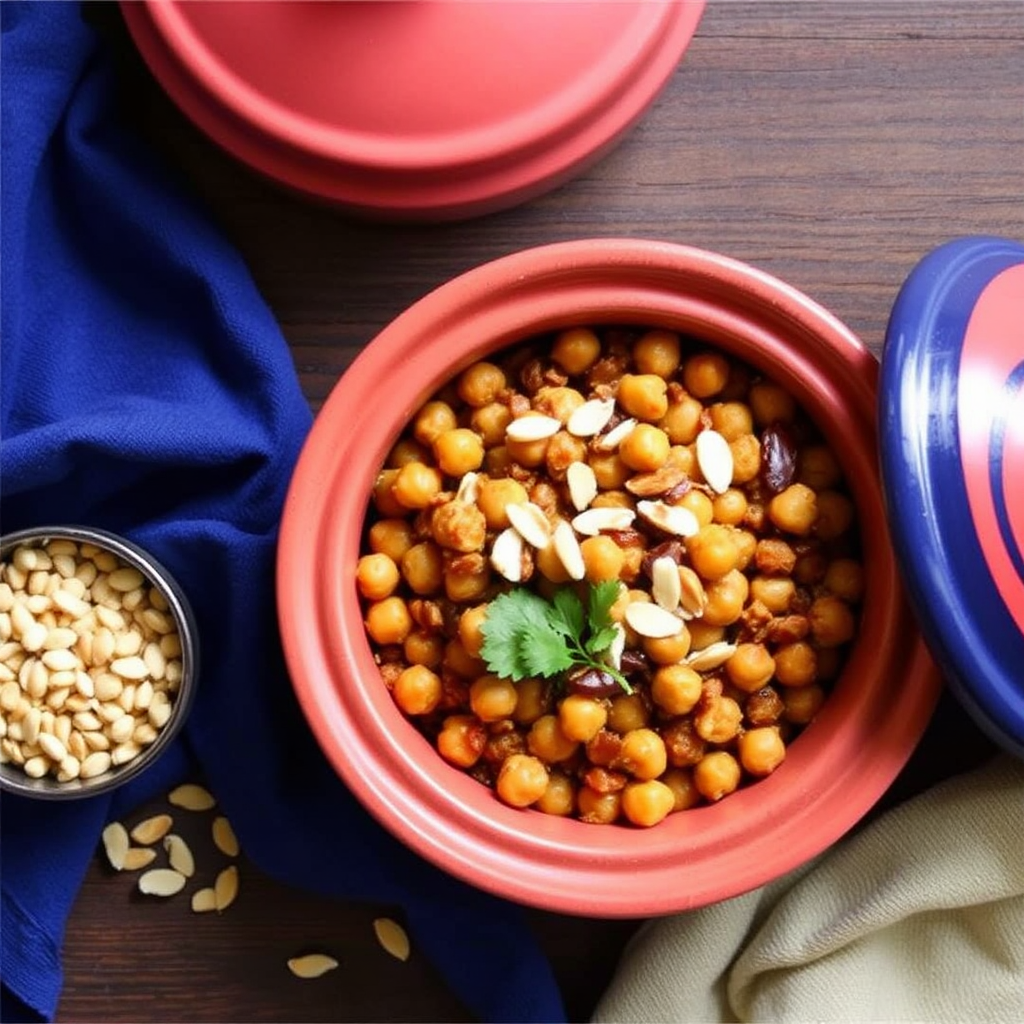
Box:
[0,525,198,800]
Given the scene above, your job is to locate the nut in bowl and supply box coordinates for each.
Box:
[0,526,198,799]
[278,239,941,917]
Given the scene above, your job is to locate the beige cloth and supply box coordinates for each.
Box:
[594,755,1024,1023]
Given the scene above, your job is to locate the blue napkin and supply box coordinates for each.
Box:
[0,4,565,1022]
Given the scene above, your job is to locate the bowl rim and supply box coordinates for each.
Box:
[0,524,199,800]
[277,238,941,916]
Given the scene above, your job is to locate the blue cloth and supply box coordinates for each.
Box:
[0,4,565,1022]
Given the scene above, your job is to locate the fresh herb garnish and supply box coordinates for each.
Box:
[479,580,632,694]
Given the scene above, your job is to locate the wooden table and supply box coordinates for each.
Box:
[58,3,1023,1021]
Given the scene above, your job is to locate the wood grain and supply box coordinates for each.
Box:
[57,3,1021,1022]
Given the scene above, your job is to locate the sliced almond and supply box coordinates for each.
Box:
[373,917,411,962]
[505,502,552,550]
[191,887,217,913]
[686,641,739,672]
[212,815,240,858]
[566,461,598,512]
[593,417,637,452]
[130,813,173,845]
[695,429,734,494]
[490,527,524,582]
[214,864,239,911]
[678,566,708,619]
[138,868,186,897]
[552,521,586,581]
[636,499,700,538]
[570,506,636,536]
[505,413,561,443]
[454,471,480,504]
[163,834,195,877]
[122,846,157,871]
[101,821,129,870]
[623,601,687,639]
[651,556,682,611]
[566,397,616,437]
[167,783,216,811]
[287,953,340,979]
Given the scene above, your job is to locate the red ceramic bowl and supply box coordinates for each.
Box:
[277,239,941,917]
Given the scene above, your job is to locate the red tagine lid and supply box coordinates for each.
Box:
[121,0,706,220]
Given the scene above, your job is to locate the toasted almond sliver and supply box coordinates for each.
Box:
[212,815,240,858]
[552,521,586,582]
[191,887,217,913]
[623,601,687,640]
[287,953,340,979]
[373,917,411,962]
[214,865,239,911]
[678,566,708,618]
[651,556,682,611]
[593,417,637,452]
[566,397,616,438]
[454,471,480,504]
[505,413,561,443]
[566,461,598,512]
[130,813,173,845]
[636,499,700,538]
[164,834,196,877]
[167,783,217,811]
[695,429,734,494]
[490,527,524,583]
[138,868,186,897]
[505,502,552,550]
[686,641,739,672]
[571,506,636,536]
[122,846,157,871]
[101,821,129,870]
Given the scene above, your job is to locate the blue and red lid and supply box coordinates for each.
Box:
[881,236,1024,758]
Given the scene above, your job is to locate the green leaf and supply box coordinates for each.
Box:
[517,628,575,679]
[584,624,620,657]
[587,580,621,637]
[549,587,585,640]
[480,588,551,680]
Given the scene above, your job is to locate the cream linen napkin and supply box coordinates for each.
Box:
[593,754,1024,1023]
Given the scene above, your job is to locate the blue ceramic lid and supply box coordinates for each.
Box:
[881,236,1024,759]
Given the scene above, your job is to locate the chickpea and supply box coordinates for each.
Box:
[403,630,444,668]
[534,386,586,424]
[618,728,667,780]
[708,401,754,442]
[658,393,703,445]
[537,772,576,816]
[505,433,550,468]
[677,489,714,528]
[431,500,487,553]
[694,695,742,744]
[368,518,416,563]
[768,483,818,535]
[607,692,649,733]
[702,569,749,627]
[642,628,692,666]
[773,641,818,687]
[534,541,572,584]
[437,714,486,768]
[687,523,740,580]
[749,575,796,614]
[413,400,458,445]
[617,374,669,422]
[580,535,625,583]
[577,786,621,824]
[400,542,444,595]
[693,750,741,802]
[732,529,757,570]
[484,445,513,477]
[687,620,726,651]
[557,694,608,742]
[387,438,430,468]
[808,595,857,647]
[712,488,748,526]
[392,461,443,510]
[633,329,681,378]
[814,490,856,541]
[356,553,400,601]
[469,402,512,448]
[621,780,675,827]
[527,714,579,763]
[476,477,529,530]
[458,362,506,408]
[725,643,776,693]
[798,444,843,490]
[738,727,787,777]
[587,451,632,490]
[682,352,730,398]
[444,637,486,679]
[458,604,489,658]
[444,563,492,603]
[545,432,589,480]
[393,664,442,716]
[661,768,701,812]
[433,428,485,477]
[495,754,549,807]
[783,683,826,724]
[591,490,636,511]
[372,469,407,517]
[824,558,865,603]
[793,547,828,585]
[551,327,601,375]
[650,664,703,715]
[469,674,519,722]
[729,433,762,485]
[748,381,797,425]
[364,596,412,645]
[513,677,549,725]
[619,423,671,472]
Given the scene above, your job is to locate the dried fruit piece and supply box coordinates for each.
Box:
[695,429,734,494]
[287,953,340,979]
[167,783,216,811]
[130,813,173,845]
[101,821,129,870]
[191,887,217,913]
[163,834,195,877]
[122,847,157,871]
[761,421,798,494]
[212,815,240,858]
[138,868,186,897]
[214,864,239,911]
[373,917,411,962]
[623,602,687,639]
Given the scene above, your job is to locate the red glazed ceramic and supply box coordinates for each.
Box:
[277,239,941,917]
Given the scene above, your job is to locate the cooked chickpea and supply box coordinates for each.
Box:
[469,402,512,447]
[702,569,749,626]
[469,674,519,722]
[587,451,632,490]
[443,636,486,679]
[505,433,550,468]
[808,595,857,647]
[798,444,843,490]
[444,563,492,603]
[545,432,588,480]
[513,677,549,725]
[824,558,865,603]
[476,477,529,530]
[607,692,649,733]
[356,553,400,601]
[650,664,702,715]
[483,445,513,476]
[437,714,485,768]
[729,433,762,484]
[413,400,458,445]
[364,596,412,645]
[708,401,753,441]
[387,438,430,468]
[725,643,776,693]
[392,665,442,716]
[682,352,730,398]
[633,329,681,378]
[400,542,444,595]
[558,694,609,742]
[658,393,703,444]
[661,768,701,812]
[372,469,407,517]
[392,461,443,510]
[617,374,669,421]
[773,641,818,687]
[618,728,667,780]
[534,541,573,584]
[749,575,796,613]
[687,523,740,580]
[814,490,856,541]
[458,604,489,658]
[621,779,675,827]
[457,362,506,408]
[534,386,586,424]
[527,714,579,763]
[551,327,601,375]
[737,727,786,776]
[580,535,625,583]
[732,528,757,570]
[677,488,714,528]
[368,518,416,562]
[783,683,826,724]
[537,772,576,816]
[687,620,726,651]
[403,631,444,667]
[694,695,742,744]
[577,786,621,824]
[495,754,548,808]
[712,488,748,526]
[430,500,487,553]
[433,428,485,477]
[748,381,797,425]
[693,750,741,802]
[619,423,671,472]
[768,483,818,535]
[642,628,692,665]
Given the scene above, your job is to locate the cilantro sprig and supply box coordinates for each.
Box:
[479,580,632,694]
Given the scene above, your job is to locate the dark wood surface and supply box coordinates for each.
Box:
[57,3,1023,1022]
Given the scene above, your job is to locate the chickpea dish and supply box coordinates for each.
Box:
[357,326,862,827]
